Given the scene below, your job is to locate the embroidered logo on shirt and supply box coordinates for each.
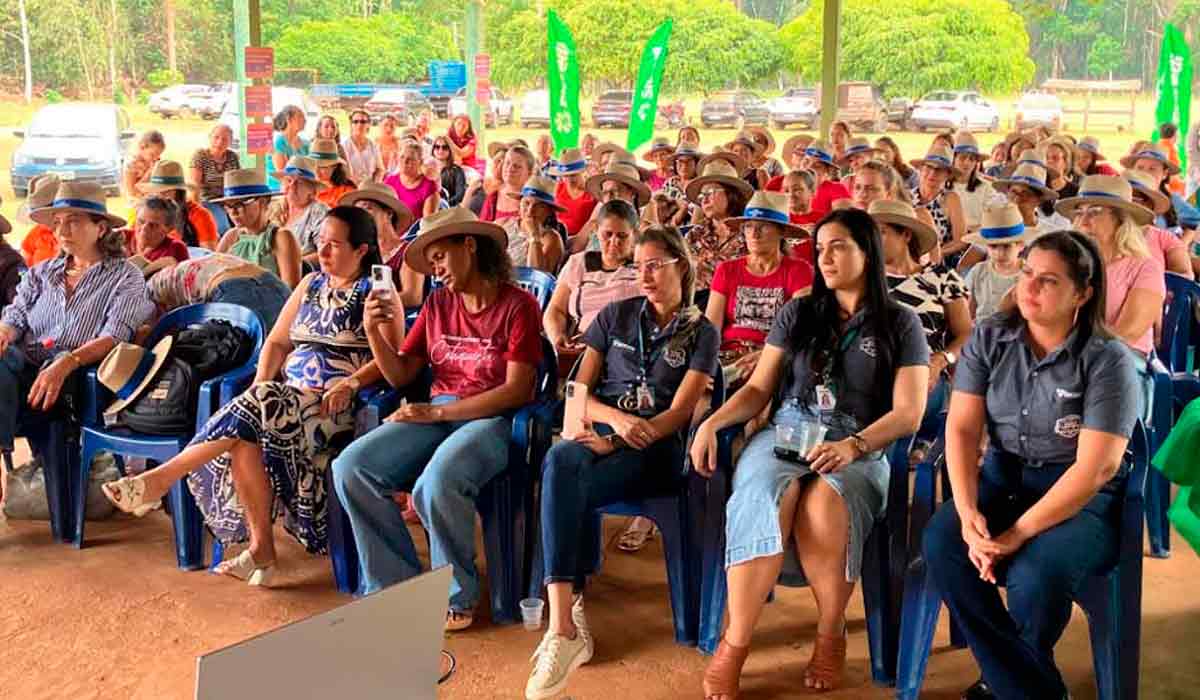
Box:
[664,347,687,368]
[1055,388,1083,400]
[859,336,878,358]
[613,340,636,352]
[1054,414,1082,439]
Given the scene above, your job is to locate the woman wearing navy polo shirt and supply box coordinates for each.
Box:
[923,231,1140,700]
[524,226,719,700]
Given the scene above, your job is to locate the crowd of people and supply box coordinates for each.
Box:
[0,105,1193,700]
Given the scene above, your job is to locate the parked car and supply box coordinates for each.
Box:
[835,81,889,133]
[887,97,916,129]
[363,88,435,125]
[220,86,320,151]
[520,89,550,129]
[768,88,820,129]
[448,87,513,127]
[910,90,1001,132]
[196,83,233,120]
[1014,92,1064,131]
[148,84,212,118]
[592,90,635,128]
[700,90,770,129]
[10,103,135,197]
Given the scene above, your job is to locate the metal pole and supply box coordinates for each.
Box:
[234,0,249,165]
[818,0,841,140]
[466,0,485,158]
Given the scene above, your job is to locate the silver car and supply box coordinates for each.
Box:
[520,90,550,129]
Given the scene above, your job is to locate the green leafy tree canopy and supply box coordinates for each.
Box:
[274,12,458,84]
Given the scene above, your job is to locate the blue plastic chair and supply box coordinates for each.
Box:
[187,246,212,259]
[894,422,1149,700]
[75,303,265,570]
[328,336,558,625]
[514,267,556,310]
[1146,272,1200,557]
[698,427,913,686]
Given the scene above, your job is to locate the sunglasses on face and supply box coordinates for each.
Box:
[351,119,370,125]
[433,144,450,151]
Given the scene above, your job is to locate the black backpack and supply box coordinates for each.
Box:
[172,319,254,380]
[115,358,198,435]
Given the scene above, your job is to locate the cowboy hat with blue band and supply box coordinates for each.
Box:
[724,191,806,236]
[1055,174,1154,226]
[910,144,963,178]
[208,169,282,204]
[1076,136,1108,162]
[803,139,838,169]
[669,145,705,166]
[506,175,566,212]
[1122,168,1170,215]
[97,336,174,416]
[277,155,329,191]
[30,180,127,228]
[137,160,197,195]
[952,130,984,158]
[309,138,347,165]
[642,137,676,163]
[999,147,1062,181]
[837,137,880,166]
[963,202,1029,247]
[1119,142,1182,176]
[991,160,1058,202]
[549,148,587,176]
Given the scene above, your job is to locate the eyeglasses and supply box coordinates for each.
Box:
[634,258,678,274]
[351,119,370,125]
[433,144,450,151]
[1073,205,1112,220]
[698,187,725,200]
[222,199,257,213]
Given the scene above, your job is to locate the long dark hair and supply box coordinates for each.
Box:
[789,208,904,414]
[446,234,515,284]
[876,136,914,180]
[1002,230,1110,348]
[161,189,200,246]
[273,105,304,133]
[326,205,382,275]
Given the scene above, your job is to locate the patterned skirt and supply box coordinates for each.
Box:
[185,381,354,553]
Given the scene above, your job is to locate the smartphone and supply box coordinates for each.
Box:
[370,264,395,297]
[563,380,588,439]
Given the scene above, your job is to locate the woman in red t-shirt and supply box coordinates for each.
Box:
[127,197,190,267]
[332,207,543,631]
[706,192,813,390]
[800,140,851,222]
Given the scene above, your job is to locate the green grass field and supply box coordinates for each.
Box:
[0,92,1165,249]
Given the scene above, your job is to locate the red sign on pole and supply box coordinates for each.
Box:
[476,78,491,105]
[245,47,275,80]
[474,53,491,78]
[244,85,272,118]
[246,123,274,155]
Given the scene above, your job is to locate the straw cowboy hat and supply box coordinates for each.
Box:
[585,161,652,207]
[309,138,347,166]
[278,155,328,191]
[605,147,653,179]
[1001,148,1061,182]
[137,160,197,195]
[97,336,174,416]
[208,169,281,204]
[746,126,776,156]
[724,132,766,159]
[803,140,839,171]
[725,191,805,236]
[1123,168,1170,215]
[30,181,126,228]
[128,254,178,280]
[699,150,749,176]
[487,139,528,159]
[641,137,675,163]
[781,134,815,165]
[838,137,880,166]
[952,131,985,159]
[1055,175,1154,226]
[403,207,508,277]
[338,181,413,224]
[868,200,939,257]
[669,145,705,166]
[16,174,60,226]
[910,144,963,179]
[1076,136,1108,162]
[591,141,621,164]
[991,160,1058,202]
[1120,142,1182,175]
[506,175,566,212]
[963,203,1029,247]
[685,159,754,203]
[550,148,587,176]
[1043,135,1077,175]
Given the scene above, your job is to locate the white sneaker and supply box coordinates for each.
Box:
[571,594,594,657]
[525,630,592,700]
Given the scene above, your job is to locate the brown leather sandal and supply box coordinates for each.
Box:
[803,632,847,692]
[702,637,750,700]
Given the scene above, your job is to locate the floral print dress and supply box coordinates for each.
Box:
[186,272,372,552]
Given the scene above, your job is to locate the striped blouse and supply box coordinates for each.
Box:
[0,256,155,365]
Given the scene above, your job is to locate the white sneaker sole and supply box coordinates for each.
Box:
[525,643,593,700]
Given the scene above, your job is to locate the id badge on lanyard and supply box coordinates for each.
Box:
[815,325,861,417]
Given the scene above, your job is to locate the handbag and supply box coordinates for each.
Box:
[115,358,198,435]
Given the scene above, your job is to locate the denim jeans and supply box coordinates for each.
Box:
[209,274,292,332]
[330,396,512,609]
[203,201,233,236]
[915,375,950,445]
[922,449,1122,700]
[0,346,38,450]
[540,438,683,588]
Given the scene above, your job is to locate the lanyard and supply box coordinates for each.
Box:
[636,300,670,383]
[820,324,861,396]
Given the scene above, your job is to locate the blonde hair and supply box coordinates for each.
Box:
[859,160,913,204]
[1111,209,1151,260]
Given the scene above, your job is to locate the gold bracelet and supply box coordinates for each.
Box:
[64,351,82,368]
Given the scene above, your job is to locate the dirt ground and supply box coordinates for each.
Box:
[2,438,1198,700]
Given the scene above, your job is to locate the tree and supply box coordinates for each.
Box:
[1087,34,1124,79]
[779,0,1035,97]
[273,12,457,83]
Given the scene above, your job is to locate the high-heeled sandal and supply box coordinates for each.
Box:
[702,637,750,700]
[213,549,278,588]
[101,475,159,517]
[802,632,847,692]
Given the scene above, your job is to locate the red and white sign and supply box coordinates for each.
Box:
[476,78,491,105]
[474,53,490,78]
[246,123,274,154]
[244,47,274,80]
[244,85,272,117]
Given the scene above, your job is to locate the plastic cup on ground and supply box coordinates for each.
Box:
[520,597,545,631]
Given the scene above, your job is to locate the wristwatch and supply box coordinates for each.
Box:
[938,350,957,365]
[849,433,870,457]
[346,376,362,391]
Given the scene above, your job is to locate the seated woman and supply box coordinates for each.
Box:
[922,230,1139,700]
[331,207,543,630]
[190,124,241,235]
[310,138,358,209]
[0,182,154,467]
[214,169,302,288]
[433,135,468,207]
[950,131,997,235]
[504,175,566,274]
[691,208,929,697]
[339,181,421,308]
[990,158,1065,239]
[138,160,219,249]
[1075,137,1118,178]
[146,252,292,332]
[910,144,968,267]
[272,156,331,269]
[706,192,813,392]
[870,199,971,457]
[103,207,386,583]
[1124,168,1194,278]
[800,141,852,222]
[684,159,753,292]
[524,226,719,700]
[126,197,190,269]
[544,200,641,376]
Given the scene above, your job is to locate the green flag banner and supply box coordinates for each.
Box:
[1153,23,1192,170]
[626,19,673,152]
[547,10,580,154]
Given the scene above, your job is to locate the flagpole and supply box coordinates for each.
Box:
[466,0,485,163]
